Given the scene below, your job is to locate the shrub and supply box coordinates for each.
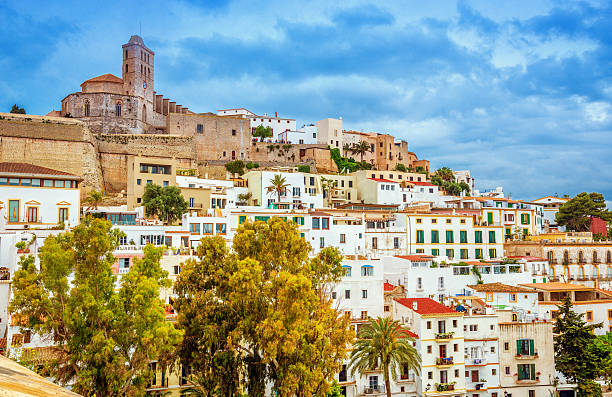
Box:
[297,165,310,173]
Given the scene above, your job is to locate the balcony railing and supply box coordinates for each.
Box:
[399,373,415,382]
[436,383,455,392]
[436,357,454,366]
[435,332,454,340]
[515,351,538,359]
[364,384,385,394]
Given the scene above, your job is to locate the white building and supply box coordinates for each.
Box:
[316,118,343,148]
[216,108,297,141]
[531,196,569,230]
[0,162,81,230]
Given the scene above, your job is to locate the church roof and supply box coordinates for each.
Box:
[80,73,123,86]
[123,35,154,53]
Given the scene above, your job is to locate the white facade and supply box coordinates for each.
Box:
[216,108,297,141]
[278,129,317,145]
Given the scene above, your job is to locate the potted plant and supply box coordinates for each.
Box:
[15,241,29,254]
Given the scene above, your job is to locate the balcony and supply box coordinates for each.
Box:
[399,373,415,382]
[435,332,454,340]
[436,357,454,366]
[470,357,486,365]
[515,351,538,359]
[363,384,385,394]
[435,383,455,392]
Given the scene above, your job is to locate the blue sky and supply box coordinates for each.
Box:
[1,0,611,203]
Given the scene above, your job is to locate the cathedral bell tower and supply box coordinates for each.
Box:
[122,35,154,124]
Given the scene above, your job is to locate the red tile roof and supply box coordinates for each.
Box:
[0,163,77,177]
[411,181,436,186]
[507,256,548,262]
[368,178,398,183]
[395,298,457,315]
[81,73,123,85]
[395,255,434,261]
[467,282,535,293]
[406,330,419,339]
[384,282,397,292]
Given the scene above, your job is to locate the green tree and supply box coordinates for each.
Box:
[253,125,273,139]
[321,177,338,207]
[556,192,612,231]
[174,218,353,396]
[349,317,421,397]
[394,163,407,172]
[554,296,608,396]
[351,141,371,162]
[83,189,103,211]
[225,160,245,176]
[458,181,471,196]
[342,143,351,157]
[433,167,454,182]
[266,174,290,204]
[297,164,311,173]
[142,184,188,224]
[8,217,181,395]
[10,104,26,114]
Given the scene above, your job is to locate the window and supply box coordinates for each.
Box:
[84,100,90,116]
[587,311,593,321]
[58,208,68,223]
[453,320,457,328]
[475,248,483,259]
[320,237,325,248]
[505,366,510,375]
[361,266,374,277]
[504,342,509,351]
[231,129,236,136]
[489,230,496,243]
[446,249,454,259]
[431,249,439,256]
[445,230,454,243]
[460,249,468,259]
[431,230,439,243]
[27,206,38,223]
[196,124,203,133]
[203,223,213,234]
[340,234,346,244]
[517,339,535,356]
[427,345,432,354]
[529,391,536,397]
[416,218,422,224]
[362,289,368,298]
[345,290,350,299]
[189,223,200,234]
[416,230,424,243]
[372,237,378,249]
[163,181,169,187]
[517,364,536,380]
[460,230,468,243]
[137,179,141,185]
[322,217,330,229]
[417,277,423,290]
[119,258,130,268]
[394,237,399,249]
[438,276,444,289]
[426,321,431,329]
[312,217,320,229]
[492,368,496,375]
[509,293,517,302]
[489,248,497,258]
[344,266,351,277]
[216,224,227,234]
[475,231,482,243]
[115,101,122,117]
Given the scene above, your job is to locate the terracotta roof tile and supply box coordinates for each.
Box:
[81,73,123,85]
[395,298,457,315]
[0,163,76,177]
[518,282,593,291]
[395,255,434,261]
[368,178,398,183]
[384,282,397,292]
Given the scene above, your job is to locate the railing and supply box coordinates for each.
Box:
[399,373,415,382]
[435,332,454,340]
[364,384,384,394]
[118,267,130,274]
[471,358,486,365]
[436,357,454,366]
[515,350,538,359]
[436,383,455,391]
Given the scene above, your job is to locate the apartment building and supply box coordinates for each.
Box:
[243,170,324,209]
[496,310,556,397]
[317,118,344,148]
[127,156,177,209]
[0,162,81,229]
[476,198,544,238]
[520,282,612,335]
[393,298,466,396]
[531,196,568,230]
[405,213,504,261]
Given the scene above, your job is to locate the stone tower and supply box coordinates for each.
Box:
[122,35,154,125]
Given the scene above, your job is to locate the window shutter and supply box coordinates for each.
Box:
[517,364,521,379]
[529,339,534,355]
[517,340,522,355]
[530,364,536,380]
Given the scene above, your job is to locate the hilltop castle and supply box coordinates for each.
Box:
[48,35,190,134]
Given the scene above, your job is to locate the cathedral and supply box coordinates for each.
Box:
[48,35,191,134]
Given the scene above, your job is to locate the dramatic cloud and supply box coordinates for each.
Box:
[0,0,611,202]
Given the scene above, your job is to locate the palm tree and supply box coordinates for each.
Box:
[84,189,103,211]
[266,174,290,204]
[351,141,371,162]
[349,317,421,397]
[320,177,338,207]
[342,143,351,157]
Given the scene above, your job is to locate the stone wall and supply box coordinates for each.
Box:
[0,113,103,195]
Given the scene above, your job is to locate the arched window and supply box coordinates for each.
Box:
[594,266,599,278]
[142,104,146,123]
[549,266,556,277]
[115,101,122,117]
[593,251,598,263]
[564,266,570,280]
[578,266,585,279]
[563,250,569,265]
[84,100,90,117]
[512,314,518,322]
[547,251,554,263]
[578,251,584,263]
[231,150,236,160]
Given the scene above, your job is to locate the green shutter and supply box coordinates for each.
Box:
[529,339,534,355]
[517,364,521,380]
[517,340,522,355]
[530,364,536,380]
[527,213,531,224]
[487,212,493,224]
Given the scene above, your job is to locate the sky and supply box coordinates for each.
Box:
[1,0,611,203]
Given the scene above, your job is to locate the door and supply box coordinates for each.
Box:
[471,370,479,382]
[439,344,447,358]
[27,207,38,223]
[8,200,19,223]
